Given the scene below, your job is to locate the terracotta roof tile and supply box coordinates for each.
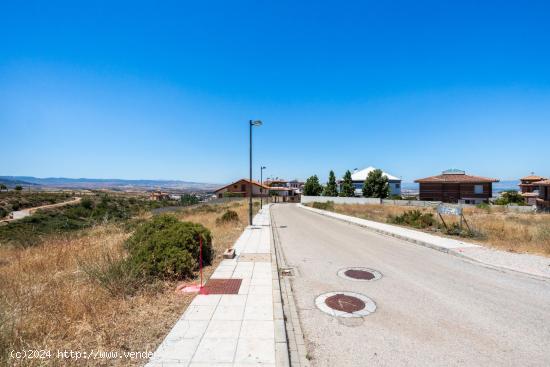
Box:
[536,180,550,186]
[415,174,499,184]
[521,175,547,181]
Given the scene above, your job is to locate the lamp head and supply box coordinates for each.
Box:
[251,120,263,126]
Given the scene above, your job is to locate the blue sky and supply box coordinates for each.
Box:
[1,0,549,184]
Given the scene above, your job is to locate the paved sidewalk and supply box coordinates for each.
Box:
[147,205,288,367]
[299,204,550,280]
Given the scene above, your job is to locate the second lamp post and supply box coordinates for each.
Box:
[249,120,262,225]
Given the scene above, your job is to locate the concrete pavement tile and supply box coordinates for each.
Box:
[234,338,276,364]
[219,295,247,307]
[165,320,209,342]
[183,305,217,321]
[211,305,246,321]
[246,293,273,306]
[204,320,242,339]
[240,320,275,339]
[243,304,273,321]
[192,337,239,363]
[154,337,201,361]
[248,285,272,295]
[191,294,222,306]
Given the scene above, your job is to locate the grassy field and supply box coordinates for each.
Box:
[0,198,254,366]
[310,203,550,256]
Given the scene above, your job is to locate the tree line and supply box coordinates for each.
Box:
[302,169,391,198]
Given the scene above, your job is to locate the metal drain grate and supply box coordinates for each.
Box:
[202,279,242,295]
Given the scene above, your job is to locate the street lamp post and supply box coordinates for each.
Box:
[260,166,266,209]
[249,120,263,225]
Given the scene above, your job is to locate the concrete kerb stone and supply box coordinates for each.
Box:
[271,206,311,367]
[298,204,550,282]
[270,209,291,367]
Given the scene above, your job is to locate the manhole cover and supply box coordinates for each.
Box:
[337,267,382,282]
[325,294,365,313]
[202,279,242,295]
[315,291,376,318]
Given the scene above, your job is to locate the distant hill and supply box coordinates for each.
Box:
[0,177,39,187]
[0,176,220,192]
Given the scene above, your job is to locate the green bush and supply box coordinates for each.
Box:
[388,210,435,228]
[80,197,94,210]
[125,215,212,280]
[79,252,144,296]
[494,191,526,206]
[216,210,239,224]
[312,201,335,210]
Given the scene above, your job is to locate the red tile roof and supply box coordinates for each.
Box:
[415,174,499,184]
[521,175,547,181]
[214,178,270,192]
[536,180,550,186]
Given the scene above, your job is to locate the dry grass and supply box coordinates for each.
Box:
[327,204,550,256]
[0,200,252,366]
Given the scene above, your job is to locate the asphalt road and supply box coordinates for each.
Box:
[271,204,550,367]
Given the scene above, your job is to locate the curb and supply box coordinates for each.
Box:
[298,204,550,282]
[271,205,311,367]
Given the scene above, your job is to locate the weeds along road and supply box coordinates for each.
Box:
[271,204,550,367]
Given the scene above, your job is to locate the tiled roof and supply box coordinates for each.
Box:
[536,180,550,186]
[415,174,499,184]
[521,175,547,181]
[214,178,270,192]
[521,192,539,197]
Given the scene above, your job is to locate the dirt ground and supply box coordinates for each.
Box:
[0,200,252,366]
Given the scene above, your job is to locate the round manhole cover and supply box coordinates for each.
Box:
[315,291,376,318]
[325,294,365,313]
[337,267,382,282]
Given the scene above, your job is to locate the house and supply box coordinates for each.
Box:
[535,180,550,210]
[519,174,547,194]
[265,178,304,194]
[149,190,170,201]
[287,179,305,192]
[347,167,402,197]
[213,179,269,198]
[415,169,499,204]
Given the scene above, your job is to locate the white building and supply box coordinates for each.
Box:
[349,166,402,197]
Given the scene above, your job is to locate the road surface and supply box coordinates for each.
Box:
[271,204,550,367]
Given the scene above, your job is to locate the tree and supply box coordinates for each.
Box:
[0,184,6,192]
[323,170,338,197]
[14,185,23,191]
[362,169,390,198]
[181,193,199,206]
[339,170,355,197]
[494,190,525,205]
[303,175,323,196]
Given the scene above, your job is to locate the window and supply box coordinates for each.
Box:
[474,185,483,194]
[241,184,246,191]
[395,183,401,189]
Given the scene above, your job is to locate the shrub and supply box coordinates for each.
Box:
[80,197,94,210]
[494,191,526,206]
[79,252,144,296]
[181,193,200,206]
[388,210,435,228]
[216,210,240,224]
[125,215,212,280]
[312,201,334,211]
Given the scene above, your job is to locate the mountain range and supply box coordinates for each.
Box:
[0,176,221,192]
